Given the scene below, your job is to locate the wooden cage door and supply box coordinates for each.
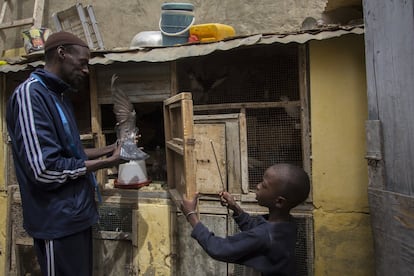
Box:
[194,113,248,195]
[163,92,196,206]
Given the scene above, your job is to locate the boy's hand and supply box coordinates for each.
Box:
[219,191,236,210]
[220,191,244,216]
[180,192,199,216]
[180,193,200,227]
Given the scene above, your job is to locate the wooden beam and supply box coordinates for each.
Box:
[0,18,33,30]
[193,100,300,111]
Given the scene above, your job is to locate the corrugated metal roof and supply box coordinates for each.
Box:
[0,25,364,73]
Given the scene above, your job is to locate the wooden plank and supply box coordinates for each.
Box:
[239,113,249,194]
[368,188,414,274]
[176,213,227,275]
[172,138,183,145]
[298,44,312,202]
[0,73,6,192]
[181,98,196,197]
[225,121,240,193]
[193,100,300,111]
[95,63,170,104]
[88,67,107,187]
[4,185,18,276]
[98,94,170,105]
[0,18,33,29]
[32,0,44,28]
[169,188,184,209]
[165,140,184,155]
[364,0,414,194]
[164,92,192,106]
[194,123,226,194]
[194,113,249,194]
[89,68,101,135]
[0,1,8,24]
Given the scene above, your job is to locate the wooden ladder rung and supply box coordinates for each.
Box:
[0,18,34,30]
[0,0,44,30]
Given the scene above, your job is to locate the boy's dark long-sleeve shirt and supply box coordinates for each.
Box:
[191,212,296,276]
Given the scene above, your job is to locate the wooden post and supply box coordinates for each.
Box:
[89,67,107,188]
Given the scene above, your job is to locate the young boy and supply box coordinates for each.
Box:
[180,163,310,276]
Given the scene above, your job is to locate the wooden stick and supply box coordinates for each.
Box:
[210,140,225,191]
[210,140,230,217]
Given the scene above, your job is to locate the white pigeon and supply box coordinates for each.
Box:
[111,74,149,160]
[280,95,300,120]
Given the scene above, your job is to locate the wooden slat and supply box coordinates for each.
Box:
[98,94,170,105]
[0,1,8,24]
[298,44,312,202]
[238,113,249,194]
[32,0,44,28]
[89,67,107,187]
[364,0,414,194]
[193,123,226,194]
[163,92,192,106]
[0,18,33,29]
[193,100,300,111]
[172,138,183,145]
[368,188,414,273]
[165,140,184,155]
[181,97,195,197]
[0,73,6,192]
[169,189,184,209]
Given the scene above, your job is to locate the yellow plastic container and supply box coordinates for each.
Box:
[189,23,235,42]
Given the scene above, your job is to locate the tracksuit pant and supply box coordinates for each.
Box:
[33,227,93,276]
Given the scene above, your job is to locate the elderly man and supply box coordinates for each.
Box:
[6,32,123,276]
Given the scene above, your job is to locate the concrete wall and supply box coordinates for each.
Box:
[1,0,327,51]
[136,198,174,275]
[309,34,374,275]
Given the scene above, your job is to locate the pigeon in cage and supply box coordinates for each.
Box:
[111,74,149,160]
[280,95,300,121]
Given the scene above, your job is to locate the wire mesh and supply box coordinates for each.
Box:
[187,44,303,191]
[93,203,134,233]
[246,107,303,189]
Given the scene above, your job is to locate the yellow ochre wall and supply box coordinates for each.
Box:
[136,198,174,275]
[309,34,374,275]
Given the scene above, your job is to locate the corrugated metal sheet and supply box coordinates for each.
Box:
[0,25,364,73]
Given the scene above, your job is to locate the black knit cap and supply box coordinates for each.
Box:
[44,31,89,52]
